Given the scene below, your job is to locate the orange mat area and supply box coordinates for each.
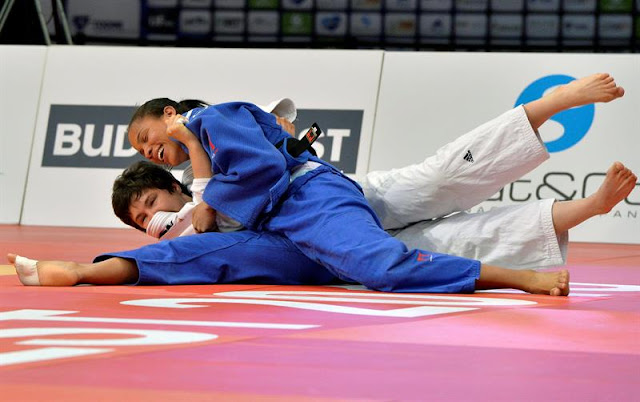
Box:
[1,225,639,401]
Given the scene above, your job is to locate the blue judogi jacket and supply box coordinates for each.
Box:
[184,102,317,230]
[186,102,327,230]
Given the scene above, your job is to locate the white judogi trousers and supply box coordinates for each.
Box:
[359,106,567,269]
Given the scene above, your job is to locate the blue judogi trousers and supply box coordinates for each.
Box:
[263,165,481,293]
[95,230,339,286]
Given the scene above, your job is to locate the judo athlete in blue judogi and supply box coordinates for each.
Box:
[179,102,480,292]
[116,98,568,295]
[10,99,586,295]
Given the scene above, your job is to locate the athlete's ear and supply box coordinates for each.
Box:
[172,182,182,193]
[163,106,177,119]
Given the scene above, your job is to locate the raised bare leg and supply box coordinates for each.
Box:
[523,73,625,132]
[7,253,137,286]
[476,264,570,296]
[551,162,637,235]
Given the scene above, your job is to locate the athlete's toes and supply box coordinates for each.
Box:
[613,161,625,172]
[7,253,17,264]
[625,174,638,187]
[620,169,633,182]
[608,162,624,177]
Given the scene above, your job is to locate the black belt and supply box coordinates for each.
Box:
[276,122,321,157]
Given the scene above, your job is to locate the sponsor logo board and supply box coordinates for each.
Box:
[526,0,560,12]
[183,0,214,6]
[248,11,279,34]
[563,0,596,12]
[282,13,313,35]
[67,0,141,39]
[147,0,179,6]
[491,0,524,11]
[214,11,245,34]
[40,106,363,174]
[455,14,487,37]
[317,0,349,9]
[526,14,560,38]
[217,0,246,8]
[282,0,313,9]
[386,0,417,11]
[145,8,179,37]
[385,13,417,37]
[352,0,383,10]
[42,105,142,169]
[562,15,595,39]
[456,0,488,11]
[351,13,383,36]
[420,14,451,37]
[316,13,348,36]
[420,0,452,10]
[179,10,212,35]
[599,15,633,39]
[490,14,523,38]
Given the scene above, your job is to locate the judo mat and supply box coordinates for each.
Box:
[1,225,639,401]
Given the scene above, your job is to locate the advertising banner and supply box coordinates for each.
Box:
[65,0,142,39]
[371,52,639,244]
[0,46,47,224]
[22,46,382,228]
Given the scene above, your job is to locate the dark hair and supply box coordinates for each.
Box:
[128,98,209,128]
[112,161,192,231]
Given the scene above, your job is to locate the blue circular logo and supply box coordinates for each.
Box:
[515,75,595,153]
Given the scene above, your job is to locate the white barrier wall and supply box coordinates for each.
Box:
[371,52,640,244]
[0,46,48,224]
[21,46,383,228]
[13,46,640,244]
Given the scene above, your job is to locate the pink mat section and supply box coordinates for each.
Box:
[1,225,639,401]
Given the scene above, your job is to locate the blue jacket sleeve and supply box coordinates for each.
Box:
[185,102,294,230]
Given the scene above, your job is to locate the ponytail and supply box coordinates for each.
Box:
[176,99,209,114]
[128,98,210,127]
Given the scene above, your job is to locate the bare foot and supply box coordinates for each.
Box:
[8,253,80,286]
[590,162,637,214]
[551,73,625,109]
[527,270,570,296]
